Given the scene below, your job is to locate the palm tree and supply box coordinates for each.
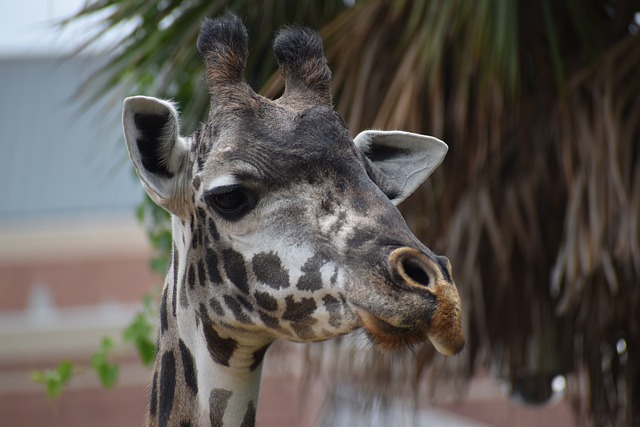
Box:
[67,1,640,424]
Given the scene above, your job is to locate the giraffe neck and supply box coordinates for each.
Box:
[147,217,267,427]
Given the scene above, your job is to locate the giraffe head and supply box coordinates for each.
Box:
[123,14,464,357]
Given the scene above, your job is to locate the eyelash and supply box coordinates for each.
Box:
[205,185,256,221]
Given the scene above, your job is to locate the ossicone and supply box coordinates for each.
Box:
[273,26,332,106]
[196,13,332,110]
[197,13,249,89]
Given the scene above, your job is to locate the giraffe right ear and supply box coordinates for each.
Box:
[354,130,448,205]
[123,96,192,216]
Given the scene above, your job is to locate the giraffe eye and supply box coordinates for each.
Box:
[206,186,255,220]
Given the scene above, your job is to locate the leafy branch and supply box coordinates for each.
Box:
[31,296,157,398]
[31,360,74,399]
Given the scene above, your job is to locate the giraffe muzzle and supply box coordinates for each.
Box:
[360,246,466,355]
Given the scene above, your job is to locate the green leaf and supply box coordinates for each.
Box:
[142,294,155,313]
[101,336,115,352]
[123,312,157,366]
[31,370,44,383]
[150,257,169,275]
[91,337,119,389]
[136,339,157,366]
[135,195,172,275]
[45,379,62,398]
[31,360,75,398]
[135,203,145,223]
[58,360,74,383]
[93,361,119,389]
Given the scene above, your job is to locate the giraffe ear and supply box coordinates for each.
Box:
[123,96,192,215]
[354,130,448,205]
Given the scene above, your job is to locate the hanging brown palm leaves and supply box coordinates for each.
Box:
[318,1,639,424]
[67,0,640,424]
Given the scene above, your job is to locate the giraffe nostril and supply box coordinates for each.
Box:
[401,258,430,287]
[389,247,435,289]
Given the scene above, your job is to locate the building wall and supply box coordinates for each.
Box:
[0,54,155,426]
[0,56,142,220]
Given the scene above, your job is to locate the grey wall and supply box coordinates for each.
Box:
[0,55,144,220]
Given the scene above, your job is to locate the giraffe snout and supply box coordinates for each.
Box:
[384,247,465,355]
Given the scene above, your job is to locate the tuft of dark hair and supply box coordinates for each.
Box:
[197,13,249,83]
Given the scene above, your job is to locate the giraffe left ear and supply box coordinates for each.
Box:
[354,130,448,205]
[123,96,192,216]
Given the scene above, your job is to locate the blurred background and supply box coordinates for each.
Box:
[0,1,638,426]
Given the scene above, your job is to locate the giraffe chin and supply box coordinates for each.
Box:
[359,311,429,351]
[359,311,465,355]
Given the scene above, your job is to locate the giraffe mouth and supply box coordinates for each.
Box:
[358,311,428,351]
[356,308,465,355]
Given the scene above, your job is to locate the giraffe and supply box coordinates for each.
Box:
[122,14,464,427]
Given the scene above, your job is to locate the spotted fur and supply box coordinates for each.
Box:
[251,252,289,290]
[209,388,232,427]
[158,351,176,427]
[240,401,256,427]
[200,303,238,366]
[178,339,197,394]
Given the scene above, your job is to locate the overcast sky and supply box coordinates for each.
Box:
[0,0,112,56]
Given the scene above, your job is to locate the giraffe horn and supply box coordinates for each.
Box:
[197,13,252,94]
[273,26,332,107]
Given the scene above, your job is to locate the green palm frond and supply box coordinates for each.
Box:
[64,0,348,132]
